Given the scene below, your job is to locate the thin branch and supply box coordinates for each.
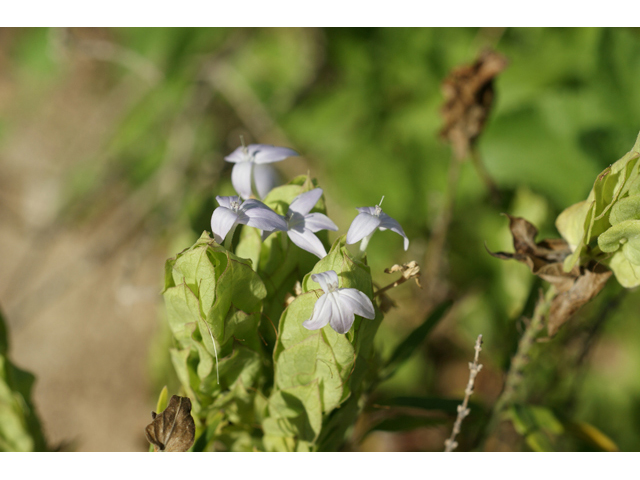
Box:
[470,146,501,204]
[485,286,555,436]
[423,151,462,306]
[444,334,484,452]
[374,261,421,297]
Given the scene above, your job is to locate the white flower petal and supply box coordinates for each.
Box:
[241,200,287,231]
[216,195,239,209]
[327,291,355,334]
[379,213,410,250]
[231,161,255,200]
[288,229,328,259]
[310,270,339,293]
[304,212,338,233]
[289,188,323,216]
[346,212,381,245]
[337,288,375,320]
[356,206,378,215]
[249,144,298,164]
[303,293,331,331]
[253,163,280,199]
[211,207,238,244]
[224,146,248,163]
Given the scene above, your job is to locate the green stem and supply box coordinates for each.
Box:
[356,232,374,261]
[224,224,238,251]
[484,285,556,438]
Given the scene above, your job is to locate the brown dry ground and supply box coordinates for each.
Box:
[0,30,167,451]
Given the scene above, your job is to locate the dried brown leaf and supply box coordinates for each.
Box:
[145,395,195,452]
[486,215,576,286]
[488,215,612,335]
[384,261,422,287]
[440,49,508,159]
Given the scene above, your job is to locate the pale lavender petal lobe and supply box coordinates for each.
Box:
[224,146,248,163]
[310,270,339,293]
[337,289,375,319]
[249,144,299,164]
[356,206,378,215]
[289,188,323,216]
[287,229,328,259]
[304,212,338,233]
[211,207,238,243]
[231,161,255,200]
[253,163,280,199]
[379,213,410,250]
[302,294,331,331]
[216,195,239,209]
[241,200,287,231]
[327,292,354,334]
[346,212,381,244]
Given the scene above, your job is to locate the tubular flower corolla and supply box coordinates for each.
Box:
[224,144,298,200]
[210,195,287,244]
[302,270,375,334]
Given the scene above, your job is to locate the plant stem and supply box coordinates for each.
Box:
[444,334,484,452]
[470,146,501,204]
[423,152,462,306]
[355,233,374,261]
[484,285,555,437]
[224,224,238,251]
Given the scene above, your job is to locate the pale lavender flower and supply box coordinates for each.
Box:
[303,270,375,334]
[225,144,298,200]
[210,195,287,244]
[284,188,338,258]
[346,197,409,253]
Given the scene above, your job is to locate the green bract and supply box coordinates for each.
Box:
[556,131,640,287]
[163,232,268,450]
[162,176,383,451]
[264,236,381,451]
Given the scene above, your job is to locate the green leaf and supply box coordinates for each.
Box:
[155,386,169,414]
[262,382,323,449]
[605,248,640,288]
[598,220,640,257]
[235,225,262,271]
[171,243,218,313]
[302,236,373,296]
[509,404,564,452]
[566,420,619,452]
[275,291,356,411]
[163,283,201,347]
[382,300,453,379]
[0,356,46,451]
[609,194,640,225]
[557,134,640,272]
[0,309,8,356]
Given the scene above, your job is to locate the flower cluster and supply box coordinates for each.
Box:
[210,143,410,334]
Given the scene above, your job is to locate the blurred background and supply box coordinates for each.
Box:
[2,27,640,451]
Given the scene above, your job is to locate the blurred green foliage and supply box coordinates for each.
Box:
[0,308,46,451]
[5,27,640,451]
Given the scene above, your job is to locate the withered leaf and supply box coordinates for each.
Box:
[440,49,508,160]
[487,215,612,336]
[547,265,612,336]
[145,395,195,452]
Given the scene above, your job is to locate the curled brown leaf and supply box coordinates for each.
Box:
[487,215,612,336]
[145,395,195,452]
[440,49,508,160]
